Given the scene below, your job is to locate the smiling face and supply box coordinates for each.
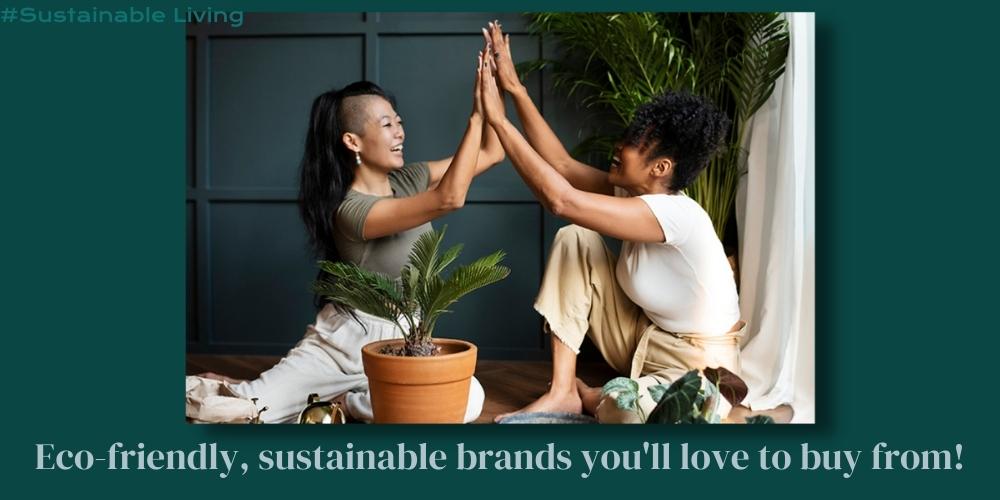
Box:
[342,96,405,171]
[607,142,672,195]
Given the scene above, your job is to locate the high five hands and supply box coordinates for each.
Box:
[478,44,507,127]
[476,20,520,127]
[482,20,524,95]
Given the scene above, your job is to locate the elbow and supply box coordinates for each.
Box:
[544,189,571,218]
[548,199,567,218]
[440,193,466,212]
[444,197,466,211]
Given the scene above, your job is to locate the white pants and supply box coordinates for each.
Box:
[187,304,485,423]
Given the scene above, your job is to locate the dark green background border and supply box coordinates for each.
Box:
[1,0,994,496]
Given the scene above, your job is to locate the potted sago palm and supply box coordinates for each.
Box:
[313,227,510,423]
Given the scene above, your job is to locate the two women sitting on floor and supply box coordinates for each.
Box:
[188,21,759,424]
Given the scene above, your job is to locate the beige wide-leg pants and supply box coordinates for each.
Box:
[186,305,485,424]
[534,225,744,423]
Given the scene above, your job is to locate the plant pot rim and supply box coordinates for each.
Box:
[361,338,476,361]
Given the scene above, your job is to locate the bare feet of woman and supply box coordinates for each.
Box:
[494,385,582,423]
[575,378,603,416]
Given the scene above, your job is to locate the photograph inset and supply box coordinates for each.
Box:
[185,12,815,424]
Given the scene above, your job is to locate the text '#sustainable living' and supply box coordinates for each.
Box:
[3,7,243,27]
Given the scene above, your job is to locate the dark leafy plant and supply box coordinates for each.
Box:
[313,226,510,357]
[703,366,749,406]
[523,12,790,240]
[646,370,708,424]
[601,366,771,424]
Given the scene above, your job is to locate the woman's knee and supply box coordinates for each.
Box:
[553,224,604,249]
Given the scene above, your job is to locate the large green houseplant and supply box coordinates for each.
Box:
[313,227,510,423]
[523,12,790,241]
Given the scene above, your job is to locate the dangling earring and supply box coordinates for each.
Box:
[355,151,362,165]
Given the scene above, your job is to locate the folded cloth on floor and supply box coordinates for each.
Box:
[186,376,258,423]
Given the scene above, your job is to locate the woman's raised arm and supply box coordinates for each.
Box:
[426,35,506,188]
[479,54,664,244]
[359,52,488,240]
[485,21,613,196]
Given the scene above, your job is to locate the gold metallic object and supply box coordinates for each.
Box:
[298,393,347,424]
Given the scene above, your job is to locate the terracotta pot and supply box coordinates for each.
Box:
[361,338,477,423]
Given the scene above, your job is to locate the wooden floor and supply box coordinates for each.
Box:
[187,354,618,424]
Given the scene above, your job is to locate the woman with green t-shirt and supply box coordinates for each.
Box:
[186,50,503,423]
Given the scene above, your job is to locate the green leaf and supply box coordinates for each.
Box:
[646,370,703,424]
[313,262,405,323]
[602,377,638,396]
[602,377,640,412]
[647,384,669,403]
[745,415,775,424]
[615,390,638,411]
[432,243,463,277]
[407,226,447,287]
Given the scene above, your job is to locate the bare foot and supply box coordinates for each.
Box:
[494,386,582,423]
[727,404,795,423]
[197,372,245,384]
[575,378,603,416]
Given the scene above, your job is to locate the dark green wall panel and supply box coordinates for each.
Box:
[187,202,197,342]
[186,37,195,189]
[208,36,364,189]
[381,33,541,201]
[208,202,317,347]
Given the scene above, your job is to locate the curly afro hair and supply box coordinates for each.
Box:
[622,91,731,191]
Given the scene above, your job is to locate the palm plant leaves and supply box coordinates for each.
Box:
[400,263,419,307]
[312,227,510,352]
[433,243,464,279]
[525,12,789,240]
[726,13,790,121]
[529,13,695,122]
[422,250,510,335]
[314,261,405,327]
[406,228,447,287]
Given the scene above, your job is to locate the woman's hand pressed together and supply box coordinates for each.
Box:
[479,49,508,128]
[484,21,525,96]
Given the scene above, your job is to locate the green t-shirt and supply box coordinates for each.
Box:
[333,162,432,278]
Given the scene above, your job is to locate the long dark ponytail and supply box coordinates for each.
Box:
[299,81,395,306]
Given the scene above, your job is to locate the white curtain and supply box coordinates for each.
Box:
[735,13,815,423]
